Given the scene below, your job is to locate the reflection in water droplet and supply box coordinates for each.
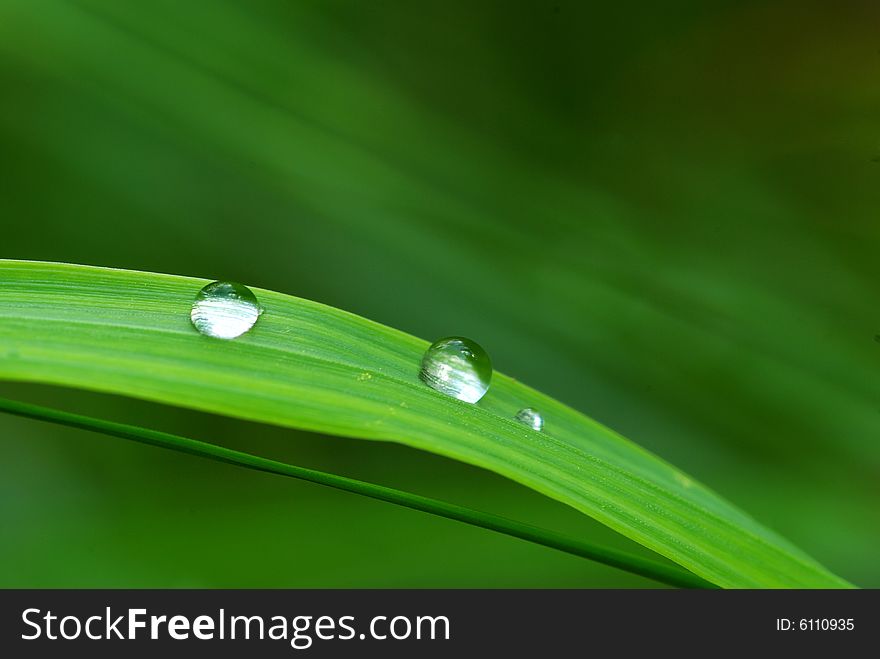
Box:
[190,281,262,339]
[515,407,544,431]
[419,336,492,403]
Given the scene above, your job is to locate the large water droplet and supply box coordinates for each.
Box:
[514,407,544,431]
[190,281,262,340]
[419,336,492,403]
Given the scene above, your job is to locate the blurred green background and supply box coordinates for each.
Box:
[0,0,877,587]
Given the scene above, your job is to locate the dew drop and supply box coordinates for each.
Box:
[514,407,544,431]
[419,336,492,403]
[190,281,262,339]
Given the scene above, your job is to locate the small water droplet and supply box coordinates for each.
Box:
[515,407,544,431]
[419,336,492,403]
[674,471,694,488]
[190,281,262,340]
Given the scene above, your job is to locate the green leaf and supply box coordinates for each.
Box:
[0,260,851,588]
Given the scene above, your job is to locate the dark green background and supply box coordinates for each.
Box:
[0,0,877,587]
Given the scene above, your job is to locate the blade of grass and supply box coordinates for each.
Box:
[0,395,713,589]
[0,260,853,588]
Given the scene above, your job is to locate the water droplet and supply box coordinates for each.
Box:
[514,407,544,431]
[673,471,694,488]
[190,281,262,339]
[419,336,492,403]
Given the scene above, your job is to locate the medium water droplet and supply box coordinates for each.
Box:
[515,407,544,431]
[419,336,492,403]
[190,281,262,339]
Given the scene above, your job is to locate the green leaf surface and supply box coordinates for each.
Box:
[0,260,851,588]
